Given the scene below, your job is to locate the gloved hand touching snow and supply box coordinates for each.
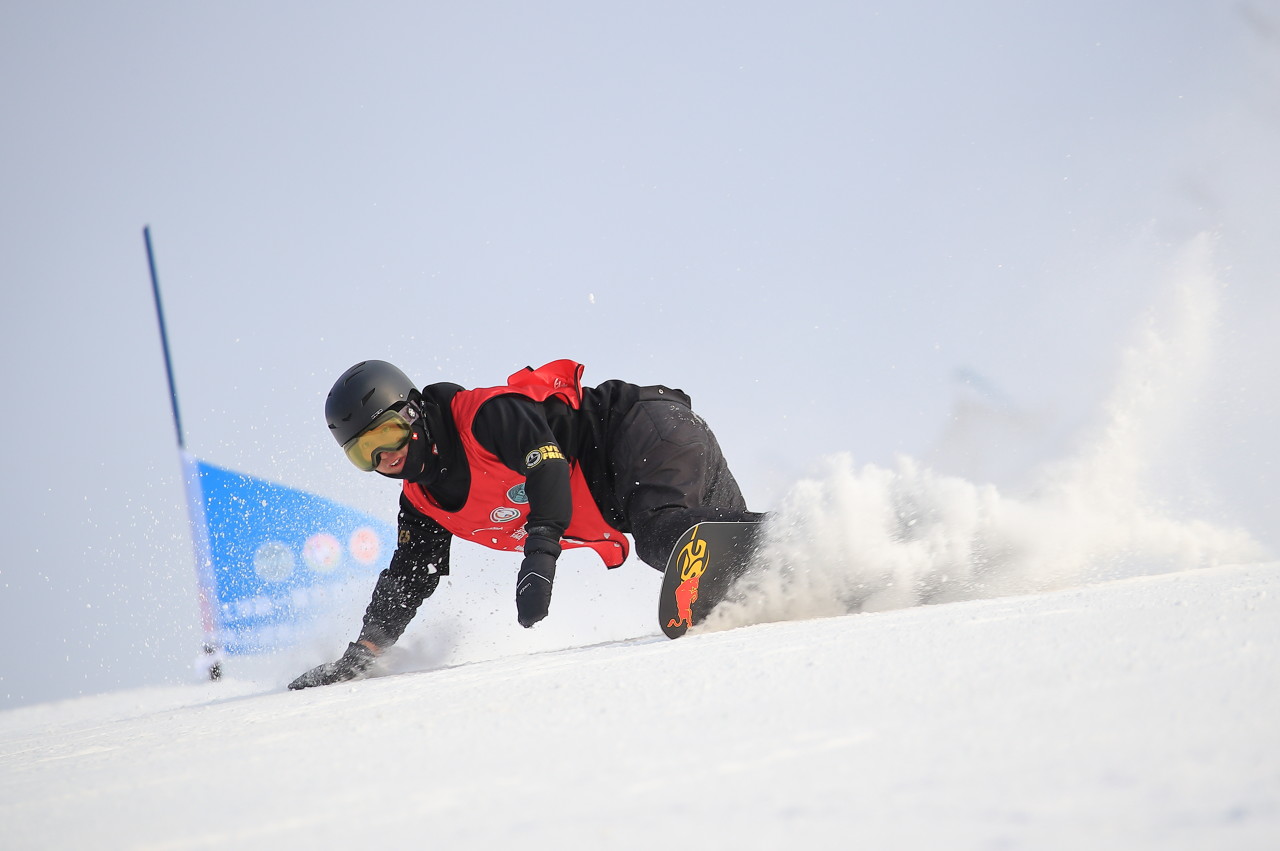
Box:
[288,641,379,690]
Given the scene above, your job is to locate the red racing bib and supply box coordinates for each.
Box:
[402,360,629,567]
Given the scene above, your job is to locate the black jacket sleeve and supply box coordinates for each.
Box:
[357,495,452,648]
[472,395,573,542]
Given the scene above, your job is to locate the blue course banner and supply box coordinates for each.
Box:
[189,457,394,655]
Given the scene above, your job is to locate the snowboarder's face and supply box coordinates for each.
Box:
[342,406,415,471]
[374,443,409,476]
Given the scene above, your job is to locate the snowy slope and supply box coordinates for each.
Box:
[3,562,1277,850]
[4,232,1273,850]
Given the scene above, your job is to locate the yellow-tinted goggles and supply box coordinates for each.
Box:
[342,409,412,471]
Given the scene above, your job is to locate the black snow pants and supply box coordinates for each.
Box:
[606,386,765,570]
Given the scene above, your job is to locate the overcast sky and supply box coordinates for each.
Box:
[2,1,1277,708]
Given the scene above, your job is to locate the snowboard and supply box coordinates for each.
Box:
[658,520,763,639]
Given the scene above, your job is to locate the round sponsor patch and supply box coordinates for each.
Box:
[507,483,529,504]
[491,506,521,523]
[524,443,566,469]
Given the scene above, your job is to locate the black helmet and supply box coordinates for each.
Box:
[325,360,417,447]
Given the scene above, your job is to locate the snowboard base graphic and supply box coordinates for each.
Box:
[658,521,762,639]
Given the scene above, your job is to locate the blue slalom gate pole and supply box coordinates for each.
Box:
[144,225,186,450]
[143,226,223,679]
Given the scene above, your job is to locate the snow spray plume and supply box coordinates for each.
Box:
[707,235,1267,631]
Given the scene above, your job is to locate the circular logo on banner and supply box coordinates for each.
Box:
[349,527,381,565]
[506,483,529,504]
[254,541,296,582]
[491,506,521,523]
[302,533,342,573]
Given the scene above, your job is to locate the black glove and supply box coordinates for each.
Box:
[516,535,561,628]
[288,642,378,690]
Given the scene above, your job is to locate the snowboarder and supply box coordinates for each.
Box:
[289,359,763,689]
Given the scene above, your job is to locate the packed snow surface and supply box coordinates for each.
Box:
[2,562,1277,849]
